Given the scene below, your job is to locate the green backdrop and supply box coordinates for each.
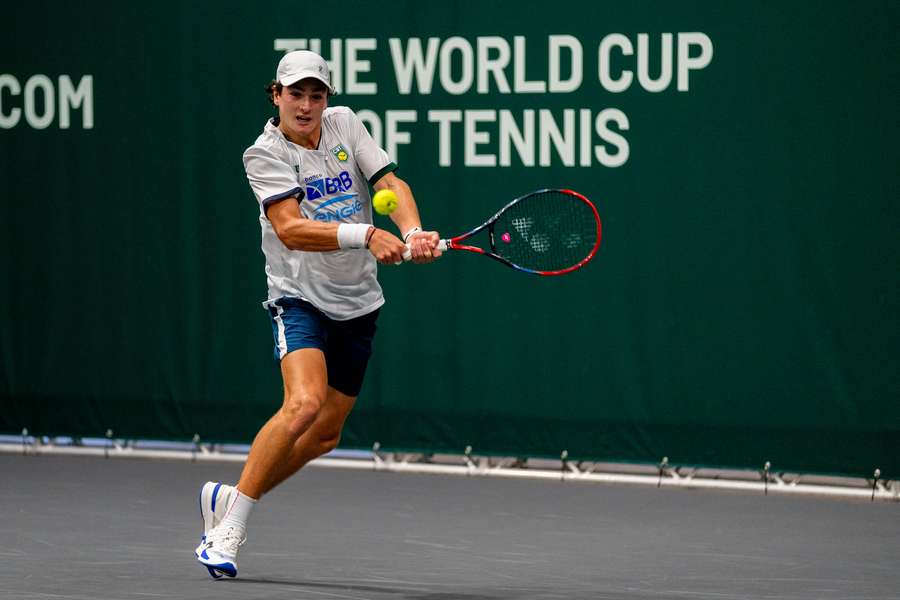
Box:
[2,1,898,477]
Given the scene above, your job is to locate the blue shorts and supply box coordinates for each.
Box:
[266,297,379,397]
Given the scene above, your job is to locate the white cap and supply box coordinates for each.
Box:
[276,50,336,94]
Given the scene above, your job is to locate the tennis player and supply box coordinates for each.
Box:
[195,50,441,578]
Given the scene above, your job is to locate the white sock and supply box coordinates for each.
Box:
[220,489,256,531]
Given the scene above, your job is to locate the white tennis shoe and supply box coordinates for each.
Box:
[196,481,237,578]
[195,523,246,578]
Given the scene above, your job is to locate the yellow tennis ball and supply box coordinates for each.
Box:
[372,189,398,215]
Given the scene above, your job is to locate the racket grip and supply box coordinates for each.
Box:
[399,239,448,264]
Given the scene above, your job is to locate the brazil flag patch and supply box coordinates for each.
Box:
[330,144,349,162]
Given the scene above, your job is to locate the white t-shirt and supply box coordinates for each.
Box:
[243,107,396,320]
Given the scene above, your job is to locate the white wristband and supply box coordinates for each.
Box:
[337,223,373,249]
[403,226,422,243]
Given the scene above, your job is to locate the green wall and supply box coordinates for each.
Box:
[2,1,898,476]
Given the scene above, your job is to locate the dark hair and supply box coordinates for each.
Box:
[265,79,333,106]
[265,80,282,107]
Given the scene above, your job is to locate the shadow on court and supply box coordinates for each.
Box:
[227,578,512,599]
[219,577,698,600]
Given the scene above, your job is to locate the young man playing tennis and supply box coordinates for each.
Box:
[194,50,441,578]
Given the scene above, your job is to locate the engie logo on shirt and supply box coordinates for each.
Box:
[312,195,363,222]
[306,170,364,222]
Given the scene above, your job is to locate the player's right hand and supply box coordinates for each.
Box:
[366,228,406,264]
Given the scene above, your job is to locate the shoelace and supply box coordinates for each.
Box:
[206,526,246,555]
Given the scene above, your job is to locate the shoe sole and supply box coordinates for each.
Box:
[195,543,237,578]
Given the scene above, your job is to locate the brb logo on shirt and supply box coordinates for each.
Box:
[306,171,363,222]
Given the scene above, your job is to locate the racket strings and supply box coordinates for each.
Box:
[492,191,599,272]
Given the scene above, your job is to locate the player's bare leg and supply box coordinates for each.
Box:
[261,387,357,495]
[196,348,330,577]
[237,348,328,499]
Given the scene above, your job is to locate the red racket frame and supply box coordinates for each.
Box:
[442,189,602,276]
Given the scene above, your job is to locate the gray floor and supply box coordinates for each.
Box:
[1,454,898,600]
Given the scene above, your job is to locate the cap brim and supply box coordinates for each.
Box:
[278,71,336,95]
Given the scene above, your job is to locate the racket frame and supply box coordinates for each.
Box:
[440,188,602,275]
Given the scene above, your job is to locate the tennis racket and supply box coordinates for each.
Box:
[404,188,601,275]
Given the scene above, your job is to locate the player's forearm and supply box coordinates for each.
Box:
[273,219,342,252]
[384,177,422,235]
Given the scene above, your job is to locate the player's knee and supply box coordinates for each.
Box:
[280,392,322,437]
[317,429,342,455]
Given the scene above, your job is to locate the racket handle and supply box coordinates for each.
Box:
[400,239,448,263]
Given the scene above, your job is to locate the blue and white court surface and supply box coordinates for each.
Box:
[1,454,898,600]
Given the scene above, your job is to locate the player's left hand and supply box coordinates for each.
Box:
[408,231,442,264]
